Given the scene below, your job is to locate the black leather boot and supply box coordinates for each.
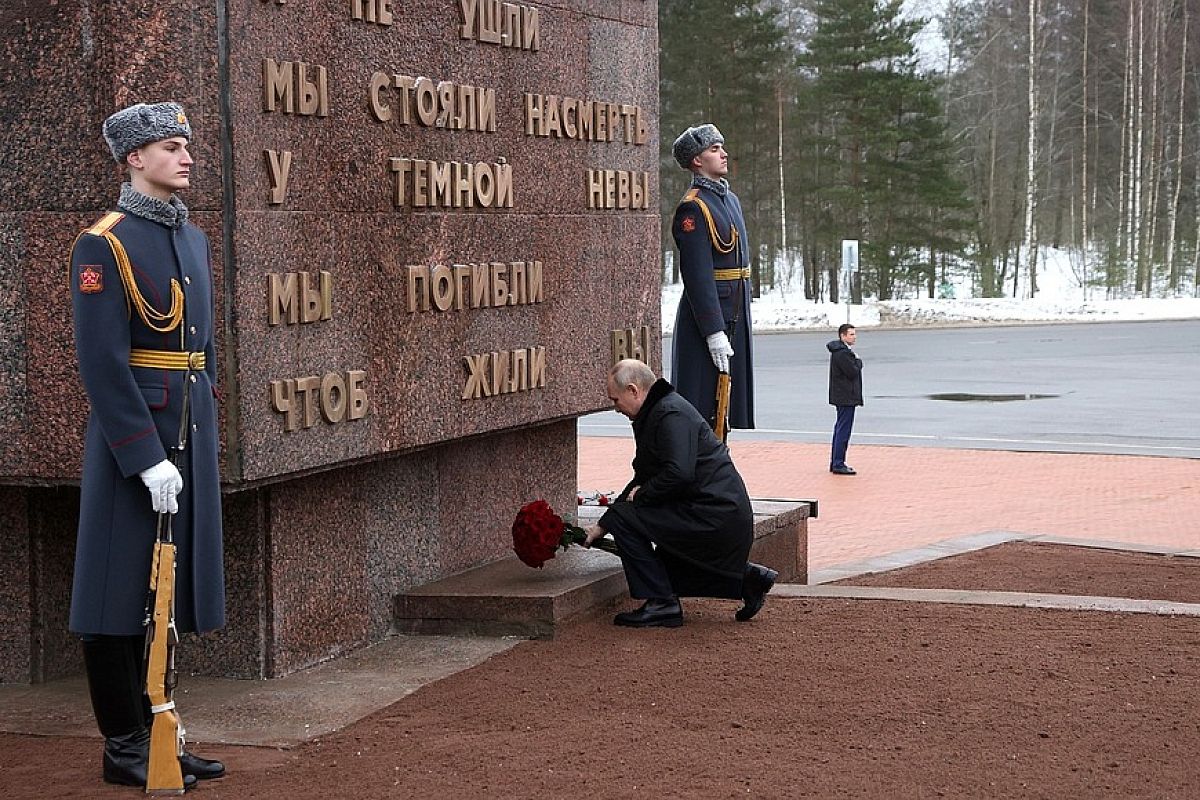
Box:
[100,728,197,789]
[102,728,149,786]
[82,637,197,790]
[736,563,779,622]
[179,750,226,780]
[133,639,225,781]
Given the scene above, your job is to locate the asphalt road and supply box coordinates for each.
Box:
[579,319,1200,459]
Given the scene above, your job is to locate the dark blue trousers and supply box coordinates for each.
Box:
[831,405,856,469]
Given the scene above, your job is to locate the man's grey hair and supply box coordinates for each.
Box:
[609,359,656,391]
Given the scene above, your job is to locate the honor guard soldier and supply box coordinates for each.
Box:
[69,102,226,789]
[668,123,755,432]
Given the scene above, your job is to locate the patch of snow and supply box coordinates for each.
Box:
[661,247,1200,334]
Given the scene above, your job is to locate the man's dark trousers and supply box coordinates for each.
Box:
[831,405,855,469]
[603,514,675,599]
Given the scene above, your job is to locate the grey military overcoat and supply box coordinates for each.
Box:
[68,208,225,636]
[669,180,755,429]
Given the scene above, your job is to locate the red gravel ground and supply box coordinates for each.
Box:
[2,545,1199,799]
[839,541,1200,602]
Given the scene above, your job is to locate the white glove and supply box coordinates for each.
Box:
[139,459,183,515]
[706,331,734,373]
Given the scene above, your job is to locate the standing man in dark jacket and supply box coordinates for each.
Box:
[69,102,225,789]
[827,324,863,475]
[584,360,778,627]
[668,123,755,432]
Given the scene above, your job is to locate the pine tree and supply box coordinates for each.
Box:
[658,0,788,288]
[803,0,969,299]
[871,67,972,298]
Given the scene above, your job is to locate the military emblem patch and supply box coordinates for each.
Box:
[79,265,103,294]
[681,216,696,233]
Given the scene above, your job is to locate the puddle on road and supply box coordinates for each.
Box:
[926,393,1059,402]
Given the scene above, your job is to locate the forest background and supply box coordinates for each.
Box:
[658,0,1200,305]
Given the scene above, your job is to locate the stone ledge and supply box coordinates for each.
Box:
[394,498,813,638]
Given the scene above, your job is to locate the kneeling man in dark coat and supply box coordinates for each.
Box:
[585,359,778,627]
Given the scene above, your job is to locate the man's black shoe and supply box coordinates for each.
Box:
[830,465,856,475]
[736,564,779,622]
[181,750,226,780]
[614,598,683,628]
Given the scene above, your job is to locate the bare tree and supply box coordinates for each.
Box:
[1021,0,1040,297]
[1142,1,1163,294]
[1080,0,1091,298]
[1116,4,1134,296]
[776,80,790,292]
[1194,60,1200,296]
[1165,0,1189,293]
[1130,1,1146,295]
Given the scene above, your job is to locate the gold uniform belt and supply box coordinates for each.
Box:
[713,268,751,281]
[129,349,206,370]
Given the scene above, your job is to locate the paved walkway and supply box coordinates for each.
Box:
[579,437,1200,571]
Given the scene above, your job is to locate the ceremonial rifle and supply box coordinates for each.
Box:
[713,371,731,441]
[143,373,193,795]
[712,274,746,443]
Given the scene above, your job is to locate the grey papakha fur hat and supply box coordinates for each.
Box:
[671,123,724,169]
[102,102,192,163]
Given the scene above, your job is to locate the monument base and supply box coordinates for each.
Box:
[395,499,813,638]
[0,421,576,683]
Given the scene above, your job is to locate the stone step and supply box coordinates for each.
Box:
[394,498,814,638]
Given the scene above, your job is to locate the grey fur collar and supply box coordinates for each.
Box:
[117,182,189,229]
[691,174,729,196]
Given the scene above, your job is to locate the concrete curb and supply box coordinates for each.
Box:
[772,584,1200,617]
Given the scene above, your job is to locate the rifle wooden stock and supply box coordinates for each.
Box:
[714,371,731,442]
[145,540,185,795]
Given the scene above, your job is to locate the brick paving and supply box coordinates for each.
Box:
[578,437,1200,570]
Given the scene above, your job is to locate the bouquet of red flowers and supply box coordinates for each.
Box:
[512,499,619,569]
